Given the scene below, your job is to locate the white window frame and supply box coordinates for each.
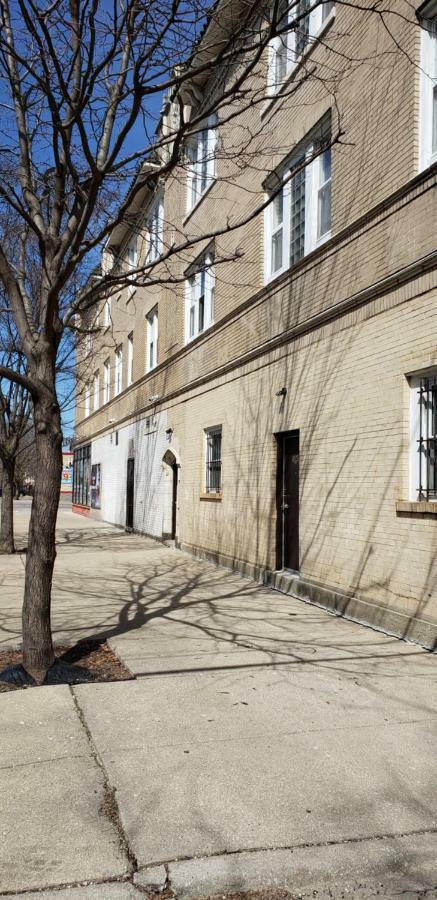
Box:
[185,252,215,343]
[103,297,112,328]
[409,370,437,501]
[114,346,123,396]
[84,382,91,418]
[127,238,138,298]
[264,121,331,282]
[146,307,158,372]
[186,116,217,213]
[127,332,134,386]
[267,1,335,93]
[93,370,100,411]
[103,358,111,404]
[148,195,164,262]
[419,3,437,171]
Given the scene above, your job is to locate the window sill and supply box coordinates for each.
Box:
[262,9,336,120]
[396,500,437,516]
[183,179,216,225]
[200,492,222,502]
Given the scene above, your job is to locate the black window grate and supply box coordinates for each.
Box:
[418,376,437,500]
[73,444,91,507]
[206,428,222,493]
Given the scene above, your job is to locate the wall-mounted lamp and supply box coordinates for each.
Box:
[276,387,287,397]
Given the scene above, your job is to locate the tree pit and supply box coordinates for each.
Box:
[0,640,134,691]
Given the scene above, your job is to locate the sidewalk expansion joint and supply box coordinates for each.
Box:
[69,685,139,876]
[135,824,437,870]
[0,874,134,897]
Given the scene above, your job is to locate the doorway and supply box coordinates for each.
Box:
[276,431,299,572]
[126,457,135,530]
[163,448,179,540]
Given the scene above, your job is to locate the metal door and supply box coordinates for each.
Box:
[277,431,299,571]
[126,458,135,530]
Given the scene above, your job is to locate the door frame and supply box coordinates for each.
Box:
[275,429,300,572]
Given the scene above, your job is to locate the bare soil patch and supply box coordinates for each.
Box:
[0,639,134,691]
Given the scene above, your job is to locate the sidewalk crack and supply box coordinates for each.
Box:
[70,685,138,875]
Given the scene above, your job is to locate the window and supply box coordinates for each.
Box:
[186,116,217,212]
[127,333,134,386]
[205,426,222,494]
[114,346,123,396]
[146,307,158,371]
[103,297,112,327]
[84,382,91,418]
[103,358,110,404]
[420,3,437,170]
[73,444,91,507]
[186,252,215,341]
[127,238,138,298]
[265,119,332,280]
[148,195,164,262]
[410,372,437,501]
[268,0,334,91]
[93,371,100,411]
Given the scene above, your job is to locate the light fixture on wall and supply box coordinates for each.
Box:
[276,387,287,397]
[148,394,160,403]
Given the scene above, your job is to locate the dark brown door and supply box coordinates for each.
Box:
[171,463,178,539]
[126,458,135,530]
[277,431,299,571]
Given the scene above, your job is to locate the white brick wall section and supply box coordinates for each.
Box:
[91,411,179,538]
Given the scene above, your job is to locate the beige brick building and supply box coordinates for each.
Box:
[74,0,437,648]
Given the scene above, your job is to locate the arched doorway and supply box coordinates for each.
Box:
[162,448,179,540]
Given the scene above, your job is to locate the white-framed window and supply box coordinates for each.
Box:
[264,119,332,281]
[84,382,91,418]
[186,116,217,212]
[127,332,134,386]
[114,346,123,396]
[103,358,110,404]
[419,3,437,171]
[185,252,215,342]
[127,238,138,298]
[409,371,437,501]
[146,307,158,372]
[103,297,112,327]
[93,370,100,411]
[205,426,222,494]
[268,0,334,91]
[148,195,164,262]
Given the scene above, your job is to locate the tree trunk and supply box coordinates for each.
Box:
[0,460,15,554]
[22,390,62,680]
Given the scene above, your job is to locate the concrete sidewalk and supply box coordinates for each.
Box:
[1,504,437,897]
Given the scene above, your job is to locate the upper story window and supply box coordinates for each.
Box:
[127,238,138,298]
[84,382,91,418]
[146,307,158,372]
[186,116,217,213]
[94,370,100,411]
[409,371,437,501]
[103,358,110,404]
[114,346,123,396]
[148,195,164,262]
[103,297,112,328]
[268,0,334,91]
[205,426,222,494]
[419,2,437,170]
[265,117,331,281]
[186,251,215,342]
[127,333,134,386]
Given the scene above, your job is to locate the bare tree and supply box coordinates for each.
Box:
[0,0,412,682]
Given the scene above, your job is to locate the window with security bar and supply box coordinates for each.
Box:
[415,376,437,501]
[205,426,222,493]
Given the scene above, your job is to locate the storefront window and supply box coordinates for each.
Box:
[73,444,91,506]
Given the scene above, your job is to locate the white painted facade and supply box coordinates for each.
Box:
[90,411,181,539]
